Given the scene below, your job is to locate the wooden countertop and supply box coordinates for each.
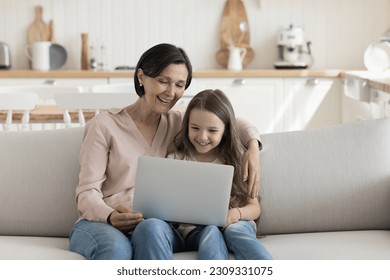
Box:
[0,69,343,78]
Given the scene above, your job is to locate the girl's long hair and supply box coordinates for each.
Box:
[173,89,249,208]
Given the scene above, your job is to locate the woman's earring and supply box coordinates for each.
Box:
[139,83,143,87]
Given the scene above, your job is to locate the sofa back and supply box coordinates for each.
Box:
[2,118,390,238]
[258,118,390,235]
[0,127,83,237]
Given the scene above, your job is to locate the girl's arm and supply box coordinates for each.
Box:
[224,197,261,228]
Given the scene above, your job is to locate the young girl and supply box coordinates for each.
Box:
[169,89,272,260]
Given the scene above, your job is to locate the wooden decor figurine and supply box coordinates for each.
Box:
[27,6,52,43]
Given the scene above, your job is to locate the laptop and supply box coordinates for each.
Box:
[133,156,234,227]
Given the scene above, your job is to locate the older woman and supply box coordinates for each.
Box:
[69,43,261,260]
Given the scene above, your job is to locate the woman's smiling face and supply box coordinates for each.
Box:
[139,63,188,113]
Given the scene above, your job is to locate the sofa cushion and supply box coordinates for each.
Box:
[0,127,84,237]
[258,118,390,235]
[0,236,84,260]
[260,230,390,260]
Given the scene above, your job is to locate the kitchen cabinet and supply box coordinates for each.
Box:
[191,77,342,134]
[108,77,133,84]
[370,89,390,119]
[0,78,108,92]
[341,77,373,123]
[0,71,344,133]
[193,77,285,134]
[283,78,341,131]
[341,76,390,122]
[342,95,373,123]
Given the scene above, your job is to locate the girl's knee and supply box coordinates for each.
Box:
[201,225,223,239]
[224,221,255,238]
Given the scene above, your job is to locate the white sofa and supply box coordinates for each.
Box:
[1,118,390,260]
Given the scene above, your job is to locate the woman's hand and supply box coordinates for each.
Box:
[107,205,143,233]
[242,139,261,198]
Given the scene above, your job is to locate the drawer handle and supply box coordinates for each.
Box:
[44,80,57,85]
[306,78,319,86]
[233,79,246,86]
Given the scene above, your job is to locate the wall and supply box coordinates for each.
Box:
[0,0,389,70]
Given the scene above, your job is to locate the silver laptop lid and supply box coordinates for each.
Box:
[133,156,234,226]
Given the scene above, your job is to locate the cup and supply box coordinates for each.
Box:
[25,41,51,71]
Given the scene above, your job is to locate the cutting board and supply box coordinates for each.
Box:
[27,6,53,44]
[27,6,54,69]
[216,0,254,68]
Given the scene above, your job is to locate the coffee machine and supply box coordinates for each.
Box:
[274,24,312,69]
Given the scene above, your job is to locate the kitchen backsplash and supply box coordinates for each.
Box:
[0,0,389,70]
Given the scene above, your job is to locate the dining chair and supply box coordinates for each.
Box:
[0,92,39,131]
[0,84,85,130]
[54,92,137,127]
[90,82,134,93]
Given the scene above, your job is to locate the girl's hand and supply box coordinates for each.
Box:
[242,139,261,198]
[223,208,241,228]
[107,205,143,233]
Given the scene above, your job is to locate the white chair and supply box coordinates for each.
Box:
[54,92,137,127]
[0,85,84,130]
[0,92,39,131]
[90,83,134,93]
[0,85,83,105]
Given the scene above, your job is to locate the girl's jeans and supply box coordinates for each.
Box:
[223,220,273,260]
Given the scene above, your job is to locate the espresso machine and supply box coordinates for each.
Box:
[274,24,313,69]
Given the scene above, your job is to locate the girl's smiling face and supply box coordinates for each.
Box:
[188,108,226,162]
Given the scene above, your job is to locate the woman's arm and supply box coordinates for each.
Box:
[242,139,261,198]
[76,120,114,222]
[236,118,262,198]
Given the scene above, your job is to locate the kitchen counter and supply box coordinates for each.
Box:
[0,69,342,78]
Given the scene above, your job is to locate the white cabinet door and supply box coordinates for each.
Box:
[195,78,284,134]
[341,77,390,122]
[283,78,342,131]
[370,89,390,119]
[342,94,373,123]
[341,77,374,123]
[385,100,390,118]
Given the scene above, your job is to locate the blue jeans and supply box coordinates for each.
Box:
[223,220,273,260]
[69,218,185,260]
[185,225,229,260]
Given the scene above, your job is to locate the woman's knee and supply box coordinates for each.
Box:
[134,218,169,236]
[132,218,174,245]
[69,220,132,260]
